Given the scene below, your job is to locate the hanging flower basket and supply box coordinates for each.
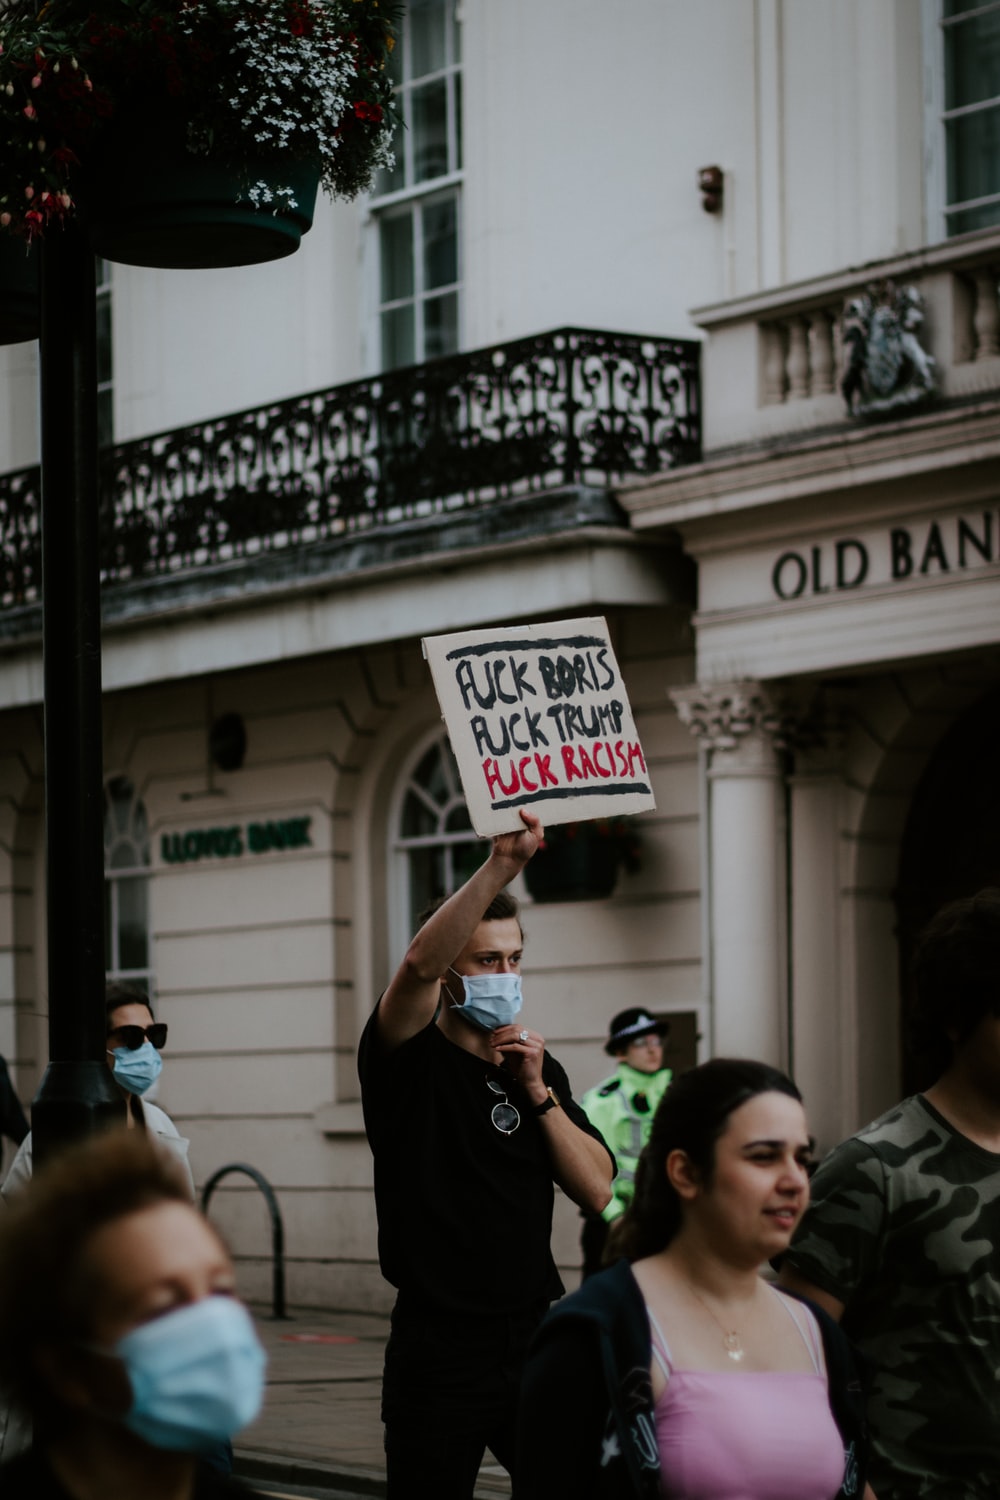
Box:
[523,819,642,905]
[0,0,398,269]
[0,235,39,344]
[80,123,321,269]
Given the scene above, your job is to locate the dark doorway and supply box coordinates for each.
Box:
[659,1010,700,1076]
[896,684,1000,1092]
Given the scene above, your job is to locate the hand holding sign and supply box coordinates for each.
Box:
[422,617,655,836]
[491,809,544,869]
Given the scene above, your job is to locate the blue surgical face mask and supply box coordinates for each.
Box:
[114,1295,266,1453]
[448,969,524,1031]
[109,1040,163,1097]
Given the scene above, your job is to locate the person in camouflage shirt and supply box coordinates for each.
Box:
[781,889,1000,1500]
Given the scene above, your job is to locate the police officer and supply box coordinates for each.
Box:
[579,1008,672,1277]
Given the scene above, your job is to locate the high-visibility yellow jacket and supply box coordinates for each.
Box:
[581,1062,672,1222]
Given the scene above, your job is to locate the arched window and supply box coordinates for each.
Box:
[104,775,153,990]
[396,732,483,932]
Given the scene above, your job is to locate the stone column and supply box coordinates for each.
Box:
[672,682,790,1067]
[786,720,850,1151]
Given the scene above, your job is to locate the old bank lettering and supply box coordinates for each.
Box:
[772,540,869,600]
[771,510,998,601]
[888,513,994,578]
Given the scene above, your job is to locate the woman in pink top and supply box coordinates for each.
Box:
[516,1060,872,1500]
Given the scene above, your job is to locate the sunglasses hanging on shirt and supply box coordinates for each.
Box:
[486,1076,520,1134]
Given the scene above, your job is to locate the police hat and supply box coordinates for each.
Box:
[605,1007,670,1056]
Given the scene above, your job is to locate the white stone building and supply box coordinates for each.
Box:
[0,0,998,1308]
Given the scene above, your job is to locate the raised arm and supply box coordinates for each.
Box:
[377,810,542,1049]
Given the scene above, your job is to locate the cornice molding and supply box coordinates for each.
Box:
[619,400,1000,536]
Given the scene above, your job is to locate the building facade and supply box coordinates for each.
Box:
[0,0,998,1308]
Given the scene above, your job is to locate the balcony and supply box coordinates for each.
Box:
[689,228,1000,453]
[0,326,701,626]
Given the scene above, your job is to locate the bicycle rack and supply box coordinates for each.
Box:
[201,1162,289,1320]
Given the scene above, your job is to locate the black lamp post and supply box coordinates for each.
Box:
[32,223,121,1167]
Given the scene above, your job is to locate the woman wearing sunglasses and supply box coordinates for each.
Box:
[1,981,193,1200]
[0,1129,267,1499]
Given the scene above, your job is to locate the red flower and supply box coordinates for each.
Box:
[353,100,382,122]
[289,1,311,36]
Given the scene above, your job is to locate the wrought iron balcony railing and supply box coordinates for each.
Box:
[0,326,700,610]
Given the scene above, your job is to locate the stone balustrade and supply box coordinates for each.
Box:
[692,229,1000,451]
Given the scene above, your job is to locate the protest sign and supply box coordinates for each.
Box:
[421,617,656,835]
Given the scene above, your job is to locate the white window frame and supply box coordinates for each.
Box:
[364,0,464,373]
[923,0,1000,241]
[388,726,480,957]
[104,775,154,993]
[375,186,463,369]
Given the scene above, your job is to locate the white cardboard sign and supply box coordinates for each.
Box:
[421,617,656,836]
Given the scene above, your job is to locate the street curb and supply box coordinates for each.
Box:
[235,1449,386,1496]
[235,1448,511,1499]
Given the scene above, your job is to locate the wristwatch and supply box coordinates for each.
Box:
[532,1087,561,1116]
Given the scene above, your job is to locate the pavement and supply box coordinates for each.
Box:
[234,1304,512,1500]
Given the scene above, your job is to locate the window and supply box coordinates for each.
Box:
[104,776,152,990]
[370,0,462,370]
[935,1,1000,236]
[96,257,113,448]
[395,733,483,933]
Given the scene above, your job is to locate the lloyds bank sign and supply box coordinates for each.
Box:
[161,816,312,866]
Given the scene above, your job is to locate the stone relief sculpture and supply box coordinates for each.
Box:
[841,280,936,417]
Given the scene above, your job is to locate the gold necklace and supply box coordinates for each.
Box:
[686,1284,746,1362]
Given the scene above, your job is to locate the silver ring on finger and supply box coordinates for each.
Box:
[518,1029,529,1043]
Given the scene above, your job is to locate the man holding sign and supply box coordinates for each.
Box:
[358,810,614,1500]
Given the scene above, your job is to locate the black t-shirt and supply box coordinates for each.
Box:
[359,1005,612,1318]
